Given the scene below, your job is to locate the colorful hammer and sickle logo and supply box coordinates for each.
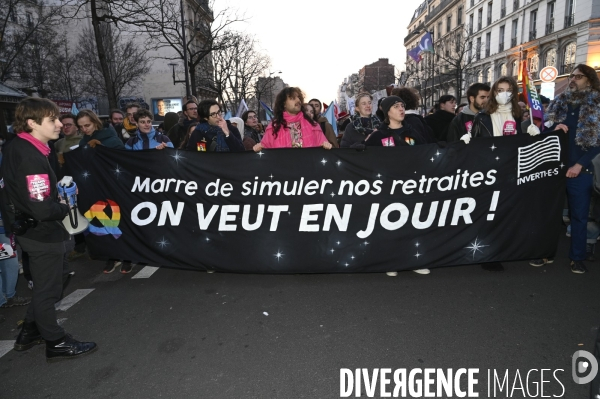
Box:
[84,200,122,239]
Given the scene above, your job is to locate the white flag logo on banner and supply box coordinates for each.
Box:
[517,135,561,177]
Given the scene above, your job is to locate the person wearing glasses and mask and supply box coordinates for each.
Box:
[536,64,600,274]
[186,100,244,152]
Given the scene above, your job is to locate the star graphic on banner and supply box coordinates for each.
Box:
[205,237,210,242]
[465,237,489,259]
[287,211,291,215]
[415,242,420,248]
[330,249,335,254]
[81,171,91,180]
[321,158,327,165]
[156,237,170,249]
[170,151,186,164]
[490,144,497,151]
[330,192,335,197]
[435,150,441,157]
[377,173,382,178]
[274,250,284,261]
[257,151,265,158]
[430,157,434,162]
[415,252,422,259]
[113,165,123,177]
[560,162,565,169]
[269,174,274,179]
[351,255,355,260]
[336,160,342,166]
[344,263,349,267]
[495,156,500,161]
[364,241,369,246]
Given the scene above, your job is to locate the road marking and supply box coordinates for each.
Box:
[132,266,159,279]
[0,341,13,359]
[55,289,95,311]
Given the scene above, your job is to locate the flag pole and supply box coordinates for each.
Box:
[429,30,435,110]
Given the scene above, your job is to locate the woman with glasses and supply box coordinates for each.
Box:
[241,110,263,150]
[186,100,244,152]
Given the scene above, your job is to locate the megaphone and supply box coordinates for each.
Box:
[57,176,89,235]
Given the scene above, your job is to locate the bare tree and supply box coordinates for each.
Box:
[211,32,270,111]
[74,26,151,101]
[139,0,245,98]
[0,0,72,84]
[46,35,82,100]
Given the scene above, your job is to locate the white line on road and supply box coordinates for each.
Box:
[55,289,95,311]
[0,341,14,359]
[132,266,159,279]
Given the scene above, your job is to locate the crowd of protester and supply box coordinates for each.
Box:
[0,63,598,362]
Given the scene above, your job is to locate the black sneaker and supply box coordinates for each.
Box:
[1,295,31,308]
[529,258,554,267]
[570,261,588,274]
[103,260,116,274]
[120,262,133,274]
[46,333,97,362]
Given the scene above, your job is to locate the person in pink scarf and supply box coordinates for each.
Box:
[253,87,332,151]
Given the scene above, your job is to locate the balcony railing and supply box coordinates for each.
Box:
[499,41,504,52]
[564,14,574,27]
[468,24,473,34]
[511,37,517,47]
[478,21,482,30]
[529,30,536,41]
[425,0,456,23]
[500,7,506,17]
[545,20,554,34]
[487,16,492,25]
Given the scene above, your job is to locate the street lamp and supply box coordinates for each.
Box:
[168,63,187,86]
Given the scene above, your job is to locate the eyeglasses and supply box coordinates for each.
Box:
[569,73,585,80]
[209,111,223,118]
[186,107,198,111]
[62,123,74,127]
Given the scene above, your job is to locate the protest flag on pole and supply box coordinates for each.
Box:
[521,60,544,125]
[236,99,248,118]
[260,100,274,121]
[323,101,338,136]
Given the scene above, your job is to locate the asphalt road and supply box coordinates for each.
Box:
[0,232,598,399]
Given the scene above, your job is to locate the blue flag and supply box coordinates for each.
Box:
[224,110,232,120]
[323,101,338,136]
[71,102,79,115]
[260,101,274,121]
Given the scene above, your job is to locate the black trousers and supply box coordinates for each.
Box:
[16,236,66,341]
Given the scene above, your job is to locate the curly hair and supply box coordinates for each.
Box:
[485,76,522,121]
[391,87,420,110]
[134,108,153,122]
[271,87,315,137]
[572,64,600,92]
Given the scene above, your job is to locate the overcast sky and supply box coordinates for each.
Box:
[216,0,415,104]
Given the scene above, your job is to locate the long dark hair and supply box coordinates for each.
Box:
[485,76,522,121]
[271,87,315,137]
[572,64,600,92]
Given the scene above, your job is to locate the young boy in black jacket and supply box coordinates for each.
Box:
[0,98,97,362]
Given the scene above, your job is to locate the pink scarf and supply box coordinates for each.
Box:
[17,133,51,157]
[262,111,327,149]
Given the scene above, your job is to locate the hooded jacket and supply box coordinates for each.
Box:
[446,106,477,142]
[79,127,125,150]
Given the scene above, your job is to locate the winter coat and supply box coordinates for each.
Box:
[471,111,524,138]
[446,107,477,142]
[79,127,125,149]
[125,128,174,150]
[424,110,456,141]
[403,112,436,143]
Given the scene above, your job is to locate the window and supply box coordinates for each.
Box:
[487,67,493,83]
[447,15,452,33]
[562,42,576,73]
[501,0,506,17]
[478,70,484,83]
[457,7,463,25]
[529,54,539,74]
[565,0,575,27]
[545,48,556,67]
[468,41,473,60]
[469,14,474,33]
[476,37,481,60]
[438,22,442,38]
[499,25,505,51]
[511,19,518,47]
[500,63,508,76]
[511,60,518,78]
[546,2,555,33]
[513,0,519,12]
[477,8,483,30]
[529,10,537,41]
[485,32,491,57]
[487,2,493,25]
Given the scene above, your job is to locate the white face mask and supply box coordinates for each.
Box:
[495,92,512,105]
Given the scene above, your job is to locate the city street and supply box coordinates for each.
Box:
[0,232,598,398]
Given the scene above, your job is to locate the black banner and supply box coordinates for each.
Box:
[65,133,567,273]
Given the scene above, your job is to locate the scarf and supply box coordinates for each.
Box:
[545,89,600,148]
[490,103,515,137]
[282,111,314,148]
[17,132,50,156]
[197,122,230,152]
[350,113,381,135]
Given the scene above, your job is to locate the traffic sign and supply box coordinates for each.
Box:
[540,66,558,82]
